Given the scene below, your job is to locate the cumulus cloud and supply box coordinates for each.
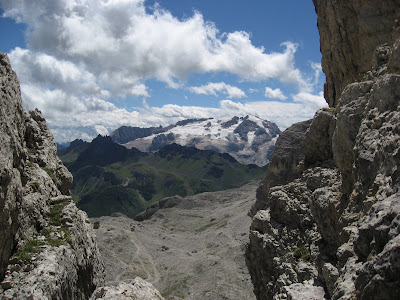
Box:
[0,0,327,142]
[264,87,287,100]
[2,0,308,96]
[45,92,327,143]
[293,91,326,108]
[189,82,246,99]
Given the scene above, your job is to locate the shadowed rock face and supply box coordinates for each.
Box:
[0,52,104,299]
[313,0,400,107]
[249,119,312,216]
[246,1,400,299]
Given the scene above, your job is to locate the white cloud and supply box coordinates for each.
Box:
[248,88,259,94]
[129,83,150,97]
[189,82,246,99]
[0,0,328,143]
[45,92,326,143]
[264,87,287,100]
[2,0,309,98]
[293,91,326,108]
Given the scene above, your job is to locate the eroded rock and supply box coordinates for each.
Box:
[0,52,105,299]
[246,1,400,299]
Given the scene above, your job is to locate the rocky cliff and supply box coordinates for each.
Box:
[0,52,106,299]
[246,1,400,299]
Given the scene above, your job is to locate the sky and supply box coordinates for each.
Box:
[0,0,327,143]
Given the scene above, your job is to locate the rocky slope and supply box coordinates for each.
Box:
[0,53,163,299]
[0,52,104,298]
[91,181,259,300]
[114,116,280,167]
[246,1,400,299]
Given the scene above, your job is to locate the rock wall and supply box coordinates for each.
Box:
[0,53,104,299]
[313,0,400,107]
[246,1,400,299]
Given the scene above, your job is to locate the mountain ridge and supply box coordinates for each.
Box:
[59,135,267,219]
[111,115,280,167]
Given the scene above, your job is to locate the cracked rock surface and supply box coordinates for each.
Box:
[246,1,400,299]
[0,52,104,299]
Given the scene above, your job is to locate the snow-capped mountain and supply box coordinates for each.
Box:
[111,116,280,166]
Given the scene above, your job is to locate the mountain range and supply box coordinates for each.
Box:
[58,135,266,218]
[111,115,280,167]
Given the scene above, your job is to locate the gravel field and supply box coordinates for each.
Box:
[92,181,259,300]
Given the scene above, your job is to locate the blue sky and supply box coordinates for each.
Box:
[0,0,326,142]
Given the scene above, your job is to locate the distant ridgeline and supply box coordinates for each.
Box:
[58,135,266,218]
[110,116,281,167]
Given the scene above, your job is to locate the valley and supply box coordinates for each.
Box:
[92,181,259,300]
[58,134,267,218]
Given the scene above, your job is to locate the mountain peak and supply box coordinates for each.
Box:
[115,116,281,166]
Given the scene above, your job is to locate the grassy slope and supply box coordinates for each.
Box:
[59,138,266,218]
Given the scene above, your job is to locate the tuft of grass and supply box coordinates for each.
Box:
[47,200,72,244]
[60,226,71,243]
[27,148,37,155]
[45,237,65,247]
[322,107,338,115]
[48,201,69,226]
[42,167,56,181]
[41,167,61,190]
[15,239,46,263]
[293,246,311,261]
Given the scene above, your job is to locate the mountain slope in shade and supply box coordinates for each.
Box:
[59,135,267,218]
[111,116,280,166]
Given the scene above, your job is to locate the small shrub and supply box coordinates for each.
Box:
[41,227,52,237]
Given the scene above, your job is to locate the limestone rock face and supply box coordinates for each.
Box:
[0,52,104,299]
[250,119,311,216]
[246,1,400,299]
[313,0,400,107]
[90,278,164,300]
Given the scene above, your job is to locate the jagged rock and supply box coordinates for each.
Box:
[148,133,175,152]
[0,52,105,299]
[250,119,311,215]
[247,167,340,299]
[303,109,336,167]
[90,278,164,300]
[313,0,400,107]
[246,1,400,299]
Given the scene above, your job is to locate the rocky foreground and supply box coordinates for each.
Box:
[246,1,400,299]
[92,181,259,300]
[0,52,162,299]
